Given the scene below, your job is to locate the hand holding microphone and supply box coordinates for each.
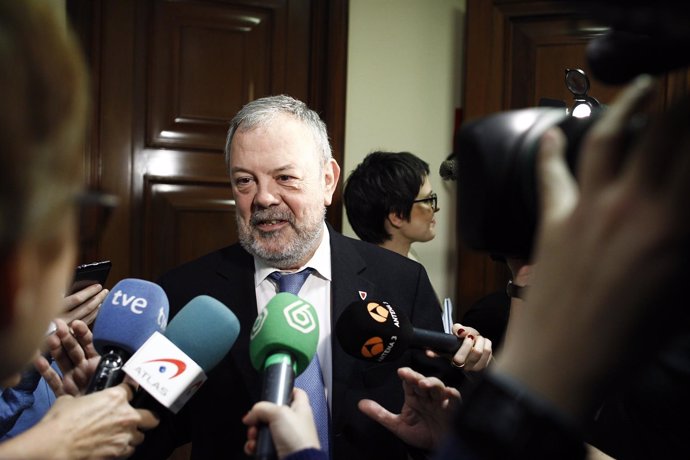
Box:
[17,278,167,458]
[242,387,320,460]
[440,153,458,181]
[335,300,492,371]
[249,292,320,460]
[86,278,169,393]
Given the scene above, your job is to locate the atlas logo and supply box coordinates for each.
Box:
[367,301,399,328]
[361,335,398,362]
[142,358,187,379]
[284,299,317,334]
[129,357,187,398]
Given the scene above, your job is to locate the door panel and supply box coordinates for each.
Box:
[147,1,297,151]
[143,179,238,279]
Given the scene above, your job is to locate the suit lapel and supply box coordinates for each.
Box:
[215,245,264,400]
[328,229,376,433]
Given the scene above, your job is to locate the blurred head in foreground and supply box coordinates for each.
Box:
[0,0,88,386]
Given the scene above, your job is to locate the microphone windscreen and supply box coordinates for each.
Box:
[335,300,413,363]
[92,278,169,355]
[439,157,458,181]
[164,295,240,372]
[249,292,319,375]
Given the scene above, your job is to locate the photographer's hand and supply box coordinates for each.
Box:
[494,74,690,422]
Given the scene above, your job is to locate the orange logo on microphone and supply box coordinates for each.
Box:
[361,337,384,358]
[367,302,389,323]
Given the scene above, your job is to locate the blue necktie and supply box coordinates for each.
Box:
[269,269,330,457]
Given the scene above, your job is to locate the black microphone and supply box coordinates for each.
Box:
[335,299,461,363]
[86,279,169,393]
[439,154,458,181]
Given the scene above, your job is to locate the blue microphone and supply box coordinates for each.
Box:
[86,278,169,393]
[163,295,240,371]
[128,295,240,413]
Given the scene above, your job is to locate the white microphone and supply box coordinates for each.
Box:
[124,295,240,413]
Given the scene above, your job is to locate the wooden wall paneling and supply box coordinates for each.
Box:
[67,0,105,264]
[309,0,349,229]
[507,16,621,110]
[95,0,137,287]
[147,1,275,151]
[143,177,237,281]
[453,1,510,317]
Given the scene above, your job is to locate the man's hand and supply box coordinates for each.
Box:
[358,366,461,451]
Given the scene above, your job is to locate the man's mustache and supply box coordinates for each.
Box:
[250,209,294,226]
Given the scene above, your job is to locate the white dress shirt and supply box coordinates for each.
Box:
[253,222,333,409]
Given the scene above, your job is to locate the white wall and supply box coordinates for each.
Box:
[344,0,466,304]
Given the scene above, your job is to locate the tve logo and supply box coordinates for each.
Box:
[105,279,168,324]
[110,289,150,314]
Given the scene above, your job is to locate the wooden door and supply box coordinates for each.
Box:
[67,0,348,285]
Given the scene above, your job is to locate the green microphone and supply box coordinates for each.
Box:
[249,292,320,460]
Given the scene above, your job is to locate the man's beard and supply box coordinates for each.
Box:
[237,206,325,269]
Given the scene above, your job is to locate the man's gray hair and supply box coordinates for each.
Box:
[224,95,332,169]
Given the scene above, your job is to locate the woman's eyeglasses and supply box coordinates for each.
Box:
[412,193,439,212]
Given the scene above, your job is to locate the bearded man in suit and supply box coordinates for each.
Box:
[132,94,481,460]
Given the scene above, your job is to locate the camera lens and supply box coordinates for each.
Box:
[455,107,600,260]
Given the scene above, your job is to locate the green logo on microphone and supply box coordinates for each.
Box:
[250,308,268,340]
[284,299,317,333]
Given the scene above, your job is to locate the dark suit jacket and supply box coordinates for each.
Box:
[132,224,452,460]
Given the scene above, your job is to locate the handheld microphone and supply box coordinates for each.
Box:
[249,292,319,460]
[86,278,169,393]
[335,299,461,363]
[125,295,240,414]
[439,155,458,181]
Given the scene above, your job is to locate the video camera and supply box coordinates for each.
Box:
[448,1,690,261]
[454,105,599,260]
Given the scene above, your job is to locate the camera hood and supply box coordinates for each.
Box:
[455,107,597,260]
